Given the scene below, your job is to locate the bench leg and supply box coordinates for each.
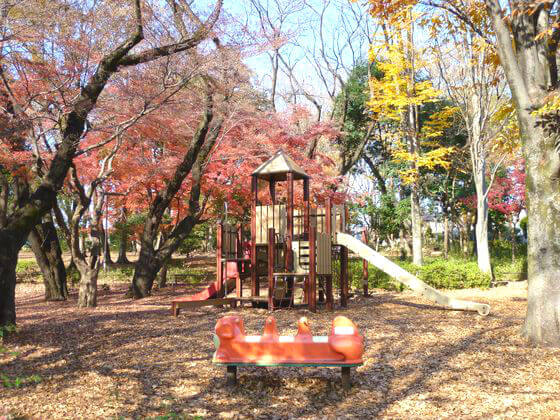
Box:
[172,303,179,317]
[341,366,351,390]
[226,365,237,386]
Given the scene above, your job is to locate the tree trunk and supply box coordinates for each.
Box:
[116,225,129,264]
[67,258,80,284]
[510,216,516,263]
[132,246,161,297]
[270,48,279,111]
[411,185,423,265]
[404,19,423,266]
[79,234,86,256]
[28,213,68,301]
[77,265,98,308]
[133,214,202,298]
[132,99,221,298]
[472,160,492,274]
[475,206,492,274]
[479,0,560,345]
[459,221,470,257]
[443,212,449,259]
[132,222,161,297]
[0,238,22,326]
[102,227,113,265]
[520,118,560,345]
[398,229,410,259]
[157,260,169,288]
[68,187,104,308]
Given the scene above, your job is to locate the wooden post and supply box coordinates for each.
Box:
[216,222,224,297]
[226,365,237,386]
[309,226,317,312]
[338,204,345,233]
[362,229,369,297]
[340,203,349,307]
[326,274,333,311]
[251,175,259,297]
[237,225,243,298]
[286,172,294,271]
[326,198,332,237]
[318,277,325,303]
[237,225,242,258]
[340,242,348,308]
[268,227,275,311]
[303,178,310,239]
[269,180,276,204]
[325,198,334,310]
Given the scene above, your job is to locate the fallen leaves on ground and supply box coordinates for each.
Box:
[1,280,559,419]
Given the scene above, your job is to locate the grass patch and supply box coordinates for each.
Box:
[1,373,42,389]
[15,260,41,282]
[96,261,211,286]
[0,325,40,389]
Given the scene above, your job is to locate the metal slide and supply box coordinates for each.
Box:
[336,233,491,316]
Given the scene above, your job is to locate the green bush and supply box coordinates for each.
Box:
[15,260,40,282]
[412,259,491,289]
[338,256,491,291]
[490,239,528,282]
[493,258,527,282]
[177,223,211,257]
[490,240,516,259]
[333,259,407,291]
[16,260,39,274]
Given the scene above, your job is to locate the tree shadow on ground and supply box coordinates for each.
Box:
[3,284,557,419]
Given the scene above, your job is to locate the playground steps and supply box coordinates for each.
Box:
[298,241,310,271]
[292,240,310,272]
[173,295,273,316]
[172,298,238,316]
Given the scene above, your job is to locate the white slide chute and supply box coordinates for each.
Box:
[336,233,490,316]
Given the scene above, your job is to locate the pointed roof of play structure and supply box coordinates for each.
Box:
[252,150,309,181]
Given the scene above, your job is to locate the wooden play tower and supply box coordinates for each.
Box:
[216,150,350,312]
[173,151,491,316]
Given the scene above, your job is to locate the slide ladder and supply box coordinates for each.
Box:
[336,233,490,316]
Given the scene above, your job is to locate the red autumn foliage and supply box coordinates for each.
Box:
[459,159,526,219]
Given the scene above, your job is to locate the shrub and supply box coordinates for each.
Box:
[16,260,38,274]
[490,239,528,282]
[413,259,491,289]
[333,259,407,291]
[339,256,491,291]
[490,240,516,259]
[15,260,40,282]
[493,257,528,282]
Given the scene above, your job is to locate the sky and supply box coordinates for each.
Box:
[222,0,374,115]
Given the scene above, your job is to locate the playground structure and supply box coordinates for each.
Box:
[212,315,364,388]
[172,150,491,316]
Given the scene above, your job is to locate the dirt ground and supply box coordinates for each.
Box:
[2,280,559,419]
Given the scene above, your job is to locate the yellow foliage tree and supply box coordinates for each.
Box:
[367,9,454,265]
